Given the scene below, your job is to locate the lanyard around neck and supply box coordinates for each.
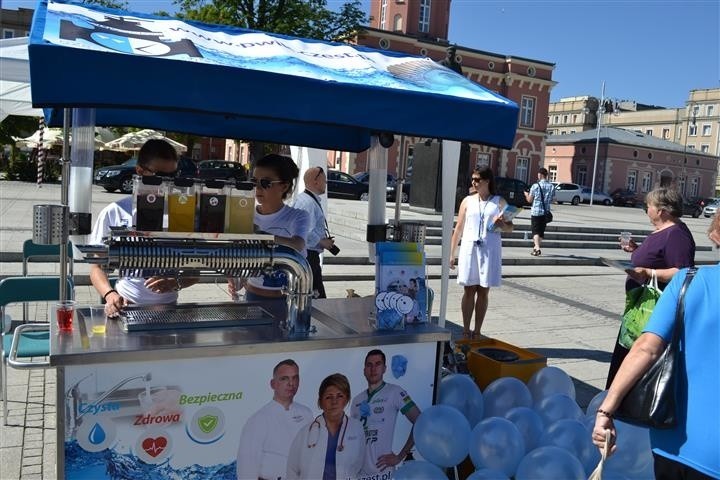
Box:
[304,189,331,237]
[478,196,492,236]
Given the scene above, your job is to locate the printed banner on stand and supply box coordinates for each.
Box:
[62,342,437,480]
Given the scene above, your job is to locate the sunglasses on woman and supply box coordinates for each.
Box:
[249,177,285,189]
[471,177,483,183]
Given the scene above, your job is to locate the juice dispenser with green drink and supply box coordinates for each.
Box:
[198,180,228,233]
[226,181,255,234]
[133,175,166,231]
[167,177,197,232]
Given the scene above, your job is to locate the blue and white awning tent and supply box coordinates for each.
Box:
[28,0,518,152]
[28,0,519,326]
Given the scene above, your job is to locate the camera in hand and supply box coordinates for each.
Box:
[328,244,340,256]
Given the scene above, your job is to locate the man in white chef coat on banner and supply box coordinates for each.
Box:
[236,359,312,480]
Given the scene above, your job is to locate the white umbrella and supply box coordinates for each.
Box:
[104,129,187,153]
[14,126,64,148]
[0,37,44,121]
[14,127,107,149]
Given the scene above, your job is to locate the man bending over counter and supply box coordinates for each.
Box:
[89,139,196,317]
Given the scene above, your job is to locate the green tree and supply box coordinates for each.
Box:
[80,0,128,9]
[0,115,41,172]
[174,0,366,41]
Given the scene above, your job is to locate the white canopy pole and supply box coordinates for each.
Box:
[367,136,387,261]
[438,140,461,327]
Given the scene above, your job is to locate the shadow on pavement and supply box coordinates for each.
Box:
[528,346,612,363]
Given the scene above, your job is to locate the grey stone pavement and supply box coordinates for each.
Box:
[0,180,717,479]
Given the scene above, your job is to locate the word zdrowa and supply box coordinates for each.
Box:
[179,391,243,406]
[133,413,182,425]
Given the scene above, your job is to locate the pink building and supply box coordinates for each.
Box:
[545,127,717,198]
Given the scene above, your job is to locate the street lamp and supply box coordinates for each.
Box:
[682,105,698,193]
[585,82,619,205]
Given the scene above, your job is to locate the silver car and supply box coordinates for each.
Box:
[580,187,613,206]
[703,200,719,218]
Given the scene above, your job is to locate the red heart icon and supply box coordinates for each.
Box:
[142,436,168,458]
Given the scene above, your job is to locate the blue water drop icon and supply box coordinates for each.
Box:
[88,423,106,445]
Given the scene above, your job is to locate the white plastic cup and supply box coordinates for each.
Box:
[620,231,632,247]
[88,306,106,336]
[229,278,244,302]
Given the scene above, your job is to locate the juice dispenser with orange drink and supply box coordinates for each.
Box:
[167,177,197,232]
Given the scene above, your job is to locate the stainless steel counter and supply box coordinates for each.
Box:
[49,297,450,366]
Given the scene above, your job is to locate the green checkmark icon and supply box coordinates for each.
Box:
[198,414,218,433]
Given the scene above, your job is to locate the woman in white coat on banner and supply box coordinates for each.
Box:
[286,373,365,480]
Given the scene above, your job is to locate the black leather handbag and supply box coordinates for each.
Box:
[615,268,697,429]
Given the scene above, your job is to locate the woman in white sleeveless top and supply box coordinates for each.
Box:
[450,168,514,338]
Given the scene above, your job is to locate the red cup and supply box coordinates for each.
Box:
[56,301,76,332]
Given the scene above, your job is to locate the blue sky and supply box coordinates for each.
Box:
[5,0,718,108]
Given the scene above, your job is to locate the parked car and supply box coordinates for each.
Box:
[494,176,530,207]
[94,157,197,193]
[580,187,613,205]
[703,199,719,218]
[196,160,247,182]
[642,196,707,218]
[553,182,583,205]
[327,170,371,200]
[352,172,411,203]
[610,188,640,207]
[681,197,713,218]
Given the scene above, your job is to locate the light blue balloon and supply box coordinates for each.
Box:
[534,393,583,426]
[439,374,485,427]
[585,390,608,416]
[393,461,448,480]
[515,446,585,480]
[504,406,544,452]
[483,377,533,418]
[527,366,576,403]
[603,420,653,476]
[539,419,600,475]
[414,405,471,468]
[469,417,525,477]
[467,468,510,480]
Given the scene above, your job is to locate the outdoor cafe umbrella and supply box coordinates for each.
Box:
[103,129,187,153]
[14,126,108,149]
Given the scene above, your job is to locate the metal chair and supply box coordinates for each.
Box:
[21,240,74,323]
[1,276,74,425]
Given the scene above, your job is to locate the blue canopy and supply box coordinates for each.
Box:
[29,0,519,152]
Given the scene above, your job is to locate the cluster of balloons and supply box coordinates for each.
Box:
[394,367,655,480]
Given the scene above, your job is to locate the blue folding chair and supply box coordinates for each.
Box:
[1,276,73,425]
[21,239,74,323]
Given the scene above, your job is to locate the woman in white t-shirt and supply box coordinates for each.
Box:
[229,154,310,321]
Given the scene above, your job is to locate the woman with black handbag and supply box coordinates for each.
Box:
[606,187,696,387]
[592,211,720,479]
